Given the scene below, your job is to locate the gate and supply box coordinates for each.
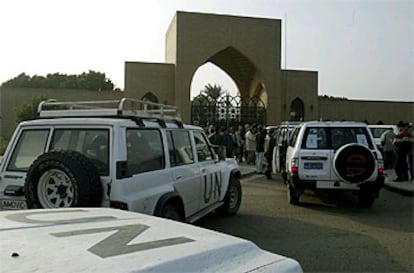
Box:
[191,94,266,128]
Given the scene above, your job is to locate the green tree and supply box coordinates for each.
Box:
[2,73,31,88]
[15,96,47,123]
[2,71,117,91]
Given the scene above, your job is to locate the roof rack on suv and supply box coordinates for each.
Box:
[37,98,182,123]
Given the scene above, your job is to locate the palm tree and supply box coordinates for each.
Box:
[201,83,225,100]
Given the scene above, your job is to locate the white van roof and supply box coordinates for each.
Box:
[0,208,302,273]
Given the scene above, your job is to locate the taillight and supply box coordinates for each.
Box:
[291,158,299,173]
[377,159,384,175]
[110,201,128,210]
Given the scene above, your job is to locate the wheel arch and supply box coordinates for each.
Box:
[222,168,241,197]
[153,191,185,221]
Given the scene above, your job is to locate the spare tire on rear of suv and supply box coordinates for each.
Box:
[333,144,376,183]
[25,151,102,209]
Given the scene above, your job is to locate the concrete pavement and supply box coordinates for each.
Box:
[383,170,414,196]
[238,162,414,196]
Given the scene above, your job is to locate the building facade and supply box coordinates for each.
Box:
[0,11,412,140]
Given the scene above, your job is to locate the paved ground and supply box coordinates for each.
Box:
[383,170,414,195]
[197,173,414,272]
[238,162,414,195]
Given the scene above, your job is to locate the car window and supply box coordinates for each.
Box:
[280,128,287,143]
[126,129,165,175]
[7,129,49,172]
[330,127,371,149]
[193,130,214,161]
[50,129,109,176]
[167,130,194,166]
[302,127,329,149]
[289,127,300,147]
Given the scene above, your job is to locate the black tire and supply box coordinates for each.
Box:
[334,144,376,183]
[358,190,376,208]
[287,184,300,205]
[25,151,102,209]
[161,203,182,221]
[218,177,242,216]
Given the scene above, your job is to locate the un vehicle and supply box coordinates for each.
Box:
[0,208,303,272]
[0,98,241,223]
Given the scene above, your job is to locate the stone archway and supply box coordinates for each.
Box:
[125,11,319,125]
[290,97,305,121]
[168,12,283,125]
[207,46,268,104]
[190,46,268,126]
[141,91,159,103]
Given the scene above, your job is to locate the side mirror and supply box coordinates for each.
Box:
[214,153,220,162]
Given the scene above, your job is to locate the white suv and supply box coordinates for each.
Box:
[285,121,384,207]
[0,208,303,273]
[0,98,242,223]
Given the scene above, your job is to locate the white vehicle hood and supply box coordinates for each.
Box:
[0,208,302,273]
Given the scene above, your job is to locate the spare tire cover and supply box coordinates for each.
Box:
[334,143,376,183]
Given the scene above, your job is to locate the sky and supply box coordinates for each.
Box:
[0,0,412,101]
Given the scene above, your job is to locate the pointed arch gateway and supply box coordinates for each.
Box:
[125,12,319,125]
[290,97,305,121]
[191,46,267,127]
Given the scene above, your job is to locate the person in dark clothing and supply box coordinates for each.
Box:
[265,129,276,179]
[234,125,244,162]
[255,125,266,174]
[208,125,226,159]
[223,127,236,158]
[393,123,414,181]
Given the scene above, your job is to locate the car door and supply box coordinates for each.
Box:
[0,128,50,210]
[49,127,112,207]
[297,127,332,181]
[166,130,202,217]
[272,128,283,173]
[116,128,172,215]
[192,130,222,209]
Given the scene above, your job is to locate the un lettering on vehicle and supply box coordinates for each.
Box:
[6,210,195,259]
[53,224,194,258]
[203,171,222,204]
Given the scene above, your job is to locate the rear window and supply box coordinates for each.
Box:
[126,129,165,175]
[369,127,390,138]
[302,127,373,150]
[50,129,109,176]
[7,129,49,172]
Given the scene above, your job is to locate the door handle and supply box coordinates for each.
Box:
[175,175,182,180]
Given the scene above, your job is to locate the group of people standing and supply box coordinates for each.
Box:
[380,121,414,181]
[206,123,276,180]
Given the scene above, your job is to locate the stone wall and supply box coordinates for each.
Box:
[318,97,414,124]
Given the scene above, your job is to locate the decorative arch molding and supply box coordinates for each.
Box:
[207,46,265,99]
